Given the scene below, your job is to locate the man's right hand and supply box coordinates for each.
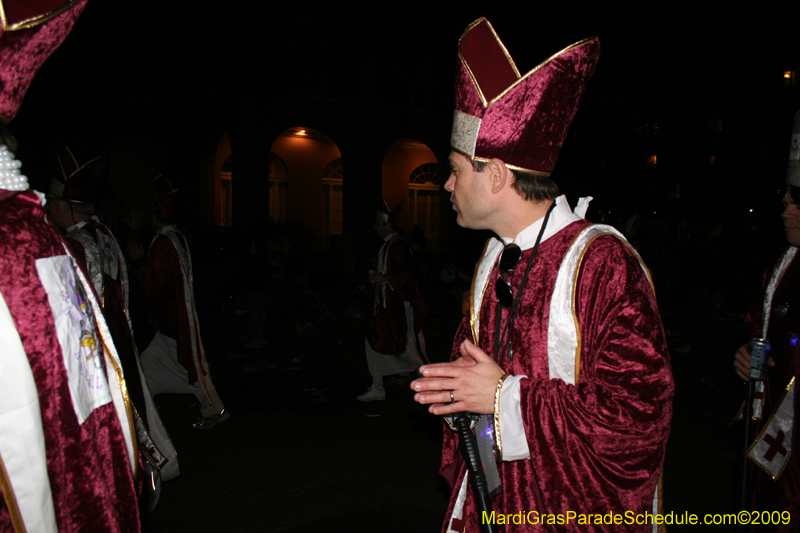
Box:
[734,343,775,381]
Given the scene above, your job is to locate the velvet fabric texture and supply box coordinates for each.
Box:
[367,234,427,356]
[0,190,139,532]
[440,220,673,532]
[453,18,600,175]
[745,248,800,531]
[135,232,199,383]
[0,0,86,121]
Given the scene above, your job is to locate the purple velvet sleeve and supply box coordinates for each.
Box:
[517,235,673,529]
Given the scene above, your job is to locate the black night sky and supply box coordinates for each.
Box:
[9,2,800,262]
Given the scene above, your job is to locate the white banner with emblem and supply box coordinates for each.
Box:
[748,377,794,480]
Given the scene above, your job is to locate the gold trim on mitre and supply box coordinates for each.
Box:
[470,156,552,178]
[448,145,554,178]
[0,0,79,32]
[487,35,599,109]
[458,17,521,109]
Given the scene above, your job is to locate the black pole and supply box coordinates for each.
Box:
[454,413,498,533]
[738,380,755,532]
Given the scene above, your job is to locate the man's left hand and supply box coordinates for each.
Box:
[368,272,387,284]
[411,340,505,415]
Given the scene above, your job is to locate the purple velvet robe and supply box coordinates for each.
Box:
[441,220,673,532]
[0,190,139,532]
[366,235,427,356]
[746,248,800,530]
[135,232,201,384]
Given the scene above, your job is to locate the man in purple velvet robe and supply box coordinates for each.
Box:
[734,112,800,531]
[411,18,673,532]
[130,176,227,429]
[357,202,428,401]
[0,2,142,531]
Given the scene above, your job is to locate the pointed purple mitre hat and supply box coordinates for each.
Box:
[451,18,600,177]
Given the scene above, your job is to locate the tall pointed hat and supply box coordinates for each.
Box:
[376,199,403,225]
[451,18,600,177]
[48,142,102,202]
[0,0,87,122]
[153,175,179,219]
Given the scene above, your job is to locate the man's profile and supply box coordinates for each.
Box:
[412,18,674,532]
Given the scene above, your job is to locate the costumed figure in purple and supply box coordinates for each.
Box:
[46,144,179,505]
[130,176,228,429]
[356,201,429,402]
[0,2,141,531]
[411,18,674,532]
[734,110,800,531]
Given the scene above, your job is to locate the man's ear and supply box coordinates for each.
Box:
[487,158,510,194]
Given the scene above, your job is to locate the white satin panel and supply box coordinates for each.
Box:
[0,290,58,533]
[547,224,650,384]
[35,255,112,422]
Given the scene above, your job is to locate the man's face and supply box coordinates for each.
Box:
[373,219,392,239]
[782,190,800,247]
[45,194,71,229]
[444,152,491,229]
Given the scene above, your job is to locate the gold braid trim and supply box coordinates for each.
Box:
[493,373,511,461]
[0,451,27,533]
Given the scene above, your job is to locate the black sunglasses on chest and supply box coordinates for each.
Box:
[495,243,521,308]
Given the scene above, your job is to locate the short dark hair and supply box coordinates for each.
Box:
[471,159,559,201]
[787,185,800,204]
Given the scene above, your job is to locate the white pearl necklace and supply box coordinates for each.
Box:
[0,144,27,191]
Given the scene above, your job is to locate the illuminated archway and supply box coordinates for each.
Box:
[270,127,342,250]
[408,162,445,251]
[381,139,444,250]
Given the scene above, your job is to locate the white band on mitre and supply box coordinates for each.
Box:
[0,145,28,192]
[48,179,64,197]
[451,110,482,158]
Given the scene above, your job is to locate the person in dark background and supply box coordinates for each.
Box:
[356,201,428,402]
[412,18,673,532]
[46,143,179,502]
[130,176,228,429]
[734,111,800,531]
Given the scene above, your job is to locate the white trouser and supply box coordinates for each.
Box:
[140,330,224,417]
[365,302,424,384]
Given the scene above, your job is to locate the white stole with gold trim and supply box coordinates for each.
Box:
[747,246,799,478]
